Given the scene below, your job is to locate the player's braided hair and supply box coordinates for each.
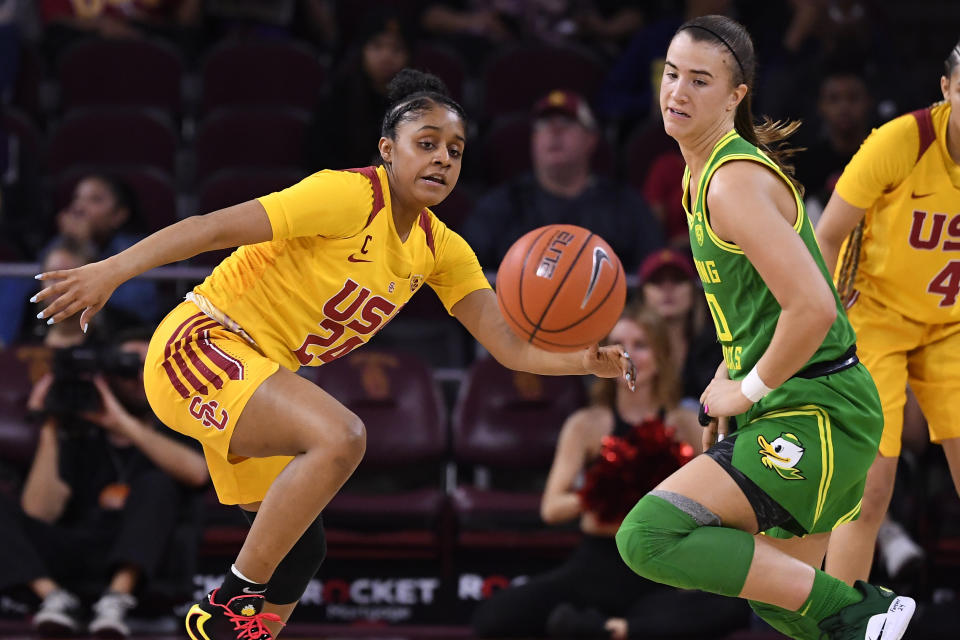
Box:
[835,220,865,305]
[381,68,466,139]
[945,38,960,76]
[677,15,805,197]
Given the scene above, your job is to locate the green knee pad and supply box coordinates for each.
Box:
[615,493,755,597]
[749,600,822,640]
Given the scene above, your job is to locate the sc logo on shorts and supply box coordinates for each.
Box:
[189,396,230,431]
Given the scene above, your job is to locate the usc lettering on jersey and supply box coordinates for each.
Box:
[192,165,491,370]
[836,102,960,322]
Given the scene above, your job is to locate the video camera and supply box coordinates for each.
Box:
[44,345,143,416]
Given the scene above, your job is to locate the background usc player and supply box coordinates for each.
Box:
[817,38,960,585]
[31,69,635,640]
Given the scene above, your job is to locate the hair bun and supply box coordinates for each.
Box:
[387,68,449,105]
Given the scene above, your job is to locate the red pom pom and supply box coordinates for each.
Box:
[578,418,693,524]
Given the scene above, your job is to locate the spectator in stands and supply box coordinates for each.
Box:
[793,66,874,224]
[42,174,158,326]
[598,0,732,133]
[0,243,208,638]
[642,151,687,246]
[463,89,663,272]
[472,304,747,639]
[421,1,641,65]
[306,9,413,171]
[38,0,200,63]
[637,248,719,403]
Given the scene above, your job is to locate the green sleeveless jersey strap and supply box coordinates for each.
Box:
[682,130,855,380]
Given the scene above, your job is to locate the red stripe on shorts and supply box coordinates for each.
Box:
[172,351,208,395]
[198,331,244,380]
[164,312,204,359]
[162,360,190,398]
[184,338,224,390]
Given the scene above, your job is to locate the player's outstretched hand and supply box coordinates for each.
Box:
[32,260,119,332]
[583,343,636,391]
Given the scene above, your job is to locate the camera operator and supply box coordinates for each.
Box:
[0,243,208,637]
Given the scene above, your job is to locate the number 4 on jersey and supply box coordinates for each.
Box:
[928,260,960,307]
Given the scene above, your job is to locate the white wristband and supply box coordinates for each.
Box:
[740,365,774,403]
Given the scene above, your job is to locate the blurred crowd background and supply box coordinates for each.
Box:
[0,0,958,638]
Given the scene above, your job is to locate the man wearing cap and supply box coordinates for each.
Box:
[464,89,664,271]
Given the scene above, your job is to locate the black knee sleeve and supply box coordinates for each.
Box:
[241,509,327,605]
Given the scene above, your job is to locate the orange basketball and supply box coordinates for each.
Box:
[496,224,627,352]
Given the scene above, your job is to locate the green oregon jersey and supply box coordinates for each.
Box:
[683,129,856,380]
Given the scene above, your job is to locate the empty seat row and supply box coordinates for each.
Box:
[5,103,669,215]
[6,106,310,179]
[14,37,602,121]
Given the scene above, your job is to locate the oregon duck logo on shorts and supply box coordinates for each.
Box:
[758,432,805,480]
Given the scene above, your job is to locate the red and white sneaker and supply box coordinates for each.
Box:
[185,589,283,640]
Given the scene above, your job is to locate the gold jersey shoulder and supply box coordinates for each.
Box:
[836,103,960,322]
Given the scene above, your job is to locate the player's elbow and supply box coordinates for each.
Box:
[808,291,837,333]
[540,500,561,524]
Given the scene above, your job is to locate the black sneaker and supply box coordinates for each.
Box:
[818,580,915,640]
[185,589,282,640]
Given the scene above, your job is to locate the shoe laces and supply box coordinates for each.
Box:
[41,589,79,613]
[93,592,136,618]
[213,594,284,640]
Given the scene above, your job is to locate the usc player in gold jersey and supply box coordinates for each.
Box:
[31,70,635,640]
[817,40,960,585]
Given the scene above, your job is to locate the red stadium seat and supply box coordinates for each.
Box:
[622,121,678,194]
[481,114,615,186]
[54,165,177,233]
[0,345,51,475]
[413,42,466,103]
[193,107,309,181]
[305,349,452,560]
[196,167,305,214]
[200,39,328,113]
[47,108,178,175]
[58,38,183,114]
[11,44,44,123]
[450,357,586,551]
[2,107,43,182]
[481,44,605,119]
[190,168,306,266]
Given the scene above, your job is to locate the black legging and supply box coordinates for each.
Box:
[0,469,183,592]
[471,534,749,638]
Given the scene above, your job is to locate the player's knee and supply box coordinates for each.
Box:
[318,413,366,468]
[341,413,366,456]
[857,478,896,525]
[615,492,701,582]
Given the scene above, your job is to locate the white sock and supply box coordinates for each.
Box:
[231,564,258,584]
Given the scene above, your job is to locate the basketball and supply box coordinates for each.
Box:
[496,224,627,352]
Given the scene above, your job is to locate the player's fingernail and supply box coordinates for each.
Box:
[34,273,43,280]
[46,318,54,325]
[36,311,44,319]
[82,323,88,334]
[29,295,37,303]
[704,404,709,413]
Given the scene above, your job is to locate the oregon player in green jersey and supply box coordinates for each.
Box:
[613,15,916,640]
